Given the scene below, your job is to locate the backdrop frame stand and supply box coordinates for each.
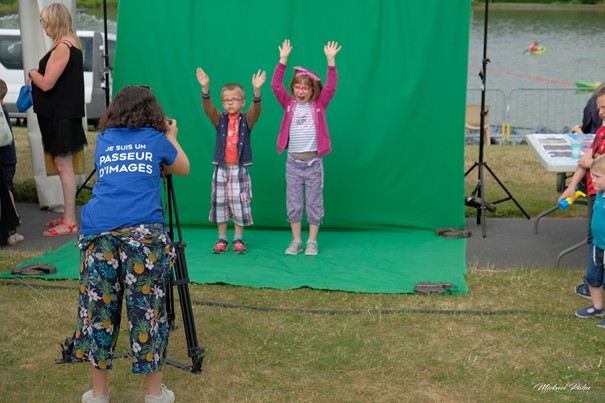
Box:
[76,0,111,196]
[464,0,530,237]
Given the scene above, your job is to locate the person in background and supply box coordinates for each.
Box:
[0,78,23,246]
[575,154,605,328]
[571,82,605,136]
[70,85,189,403]
[29,2,87,237]
[196,67,266,254]
[271,39,341,256]
[568,82,605,299]
[528,41,539,52]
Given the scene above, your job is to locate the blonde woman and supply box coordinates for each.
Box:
[29,2,87,237]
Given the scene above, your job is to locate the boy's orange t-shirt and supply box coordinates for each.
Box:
[224,113,240,164]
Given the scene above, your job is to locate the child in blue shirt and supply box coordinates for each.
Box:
[576,154,605,328]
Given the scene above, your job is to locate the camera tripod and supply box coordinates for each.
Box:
[464,0,529,237]
[161,170,205,373]
[56,170,205,374]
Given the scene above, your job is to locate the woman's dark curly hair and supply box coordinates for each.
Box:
[97,85,167,132]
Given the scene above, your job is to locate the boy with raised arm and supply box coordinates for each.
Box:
[196,67,266,254]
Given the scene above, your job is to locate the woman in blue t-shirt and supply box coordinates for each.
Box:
[71,85,189,403]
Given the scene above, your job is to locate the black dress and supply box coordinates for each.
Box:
[32,40,87,157]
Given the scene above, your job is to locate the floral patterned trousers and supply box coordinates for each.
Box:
[70,223,175,374]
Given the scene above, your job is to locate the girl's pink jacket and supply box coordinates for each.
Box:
[271,62,338,157]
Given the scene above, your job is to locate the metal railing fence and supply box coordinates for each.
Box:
[466,88,595,144]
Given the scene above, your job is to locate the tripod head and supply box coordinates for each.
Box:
[160,164,184,245]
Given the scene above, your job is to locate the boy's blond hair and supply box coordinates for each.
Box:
[221,83,245,98]
[0,79,7,102]
[591,154,605,174]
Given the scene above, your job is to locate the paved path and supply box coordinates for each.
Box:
[465,217,586,270]
[7,203,82,252]
[4,203,589,270]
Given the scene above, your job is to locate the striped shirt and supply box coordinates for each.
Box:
[288,103,317,153]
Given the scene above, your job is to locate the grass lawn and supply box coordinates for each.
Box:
[0,259,602,402]
[464,143,586,219]
[2,126,600,401]
[0,260,605,402]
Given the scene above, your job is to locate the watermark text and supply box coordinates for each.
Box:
[534,383,590,392]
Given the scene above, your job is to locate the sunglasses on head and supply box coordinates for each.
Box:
[124,85,152,92]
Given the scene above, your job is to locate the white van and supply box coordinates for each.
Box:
[0,28,116,124]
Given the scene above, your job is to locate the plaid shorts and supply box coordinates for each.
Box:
[209,165,253,226]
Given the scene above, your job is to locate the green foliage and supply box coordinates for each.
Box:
[75,188,93,205]
[77,0,119,7]
[0,0,119,15]
[13,178,92,205]
[13,179,37,204]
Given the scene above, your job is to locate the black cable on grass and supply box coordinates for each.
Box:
[0,278,572,318]
[194,300,571,317]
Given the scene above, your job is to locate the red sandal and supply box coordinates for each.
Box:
[42,222,78,237]
[45,217,63,227]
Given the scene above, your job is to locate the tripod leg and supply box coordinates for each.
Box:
[484,163,530,219]
[478,162,487,236]
[172,240,205,373]
[76,169,97,197]
[162,173,205,373]
[464,167,490,236]
[166,273,176,330]
[465,162,480,177]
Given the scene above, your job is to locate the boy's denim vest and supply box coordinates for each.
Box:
[212,112,252,166]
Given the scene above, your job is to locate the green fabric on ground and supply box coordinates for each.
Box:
[2,2,472,295]
[4,228,467,294]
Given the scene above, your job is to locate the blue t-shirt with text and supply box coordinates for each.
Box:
[80,127,177,234]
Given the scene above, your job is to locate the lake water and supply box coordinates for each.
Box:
[467,6,605,142]
[468,6,605,92]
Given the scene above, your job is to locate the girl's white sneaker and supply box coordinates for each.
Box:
[145,384,175,403]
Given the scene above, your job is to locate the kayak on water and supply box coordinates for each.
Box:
[575,81,602,89]
[524,45,546,55]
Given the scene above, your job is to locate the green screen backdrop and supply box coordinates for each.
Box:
[113,0,470,231]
